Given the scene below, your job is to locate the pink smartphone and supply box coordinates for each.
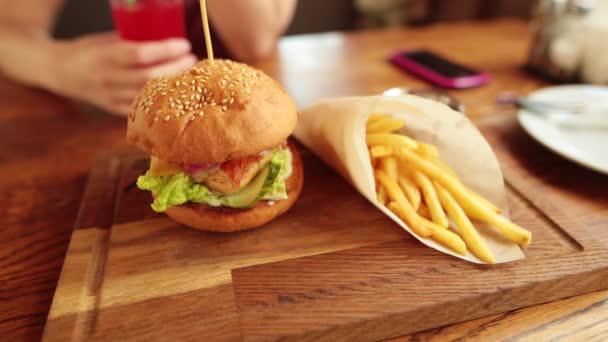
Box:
[389,50,490,89]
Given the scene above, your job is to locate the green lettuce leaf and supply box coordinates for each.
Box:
[137,172,192,212]
[257,160,281,201]
[136,147,293,212]
[136,172,167,191]
[188,183,223,207]
[261,148,292,201]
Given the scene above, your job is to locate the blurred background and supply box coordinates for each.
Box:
[54,0,533,38]
[46,0,608,109]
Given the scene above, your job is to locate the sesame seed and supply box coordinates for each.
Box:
[164,115,170,121]
[176,99,182,104]
[210,102,216,106]
[195,94,201,101]
[190,94,195,100]
[185,101,191,105]
[170,103,175,108]
[154,117,159,122]
[221,99,228,104]
[190,115,195,121]
[175,81,180,86]
[177,105,184,110]
[191,80,195,85]
[198,111,204,117]
[222,106,227,111]
[229,98,234,104]
[197,87,203,93]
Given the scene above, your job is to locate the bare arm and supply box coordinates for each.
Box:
[207,0,297,62]
[0,0,64,88]
[0,0,196,116]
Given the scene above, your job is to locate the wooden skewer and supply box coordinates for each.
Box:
[199,0,214,62]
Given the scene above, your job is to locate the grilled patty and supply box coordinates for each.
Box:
[203,153,272,194]
[149,150,274,195]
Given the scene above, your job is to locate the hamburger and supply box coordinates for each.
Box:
[127,59,303,232]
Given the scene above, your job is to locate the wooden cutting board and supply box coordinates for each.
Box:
[43,131,608,341]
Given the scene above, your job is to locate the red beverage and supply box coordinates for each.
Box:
[111,0,185,41]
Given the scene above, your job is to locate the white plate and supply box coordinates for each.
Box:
[517,85,608,175]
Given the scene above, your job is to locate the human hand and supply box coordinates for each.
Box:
[48,32,197,116]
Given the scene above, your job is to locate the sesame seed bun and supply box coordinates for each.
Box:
[163,141,304,232]
[126,59,298,164]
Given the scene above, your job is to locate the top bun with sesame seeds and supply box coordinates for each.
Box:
[126,59,303,233]
[126,59,298,165]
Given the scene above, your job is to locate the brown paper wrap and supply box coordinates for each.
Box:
[294,95,524,263]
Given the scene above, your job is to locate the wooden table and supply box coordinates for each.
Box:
[1,19,607,341]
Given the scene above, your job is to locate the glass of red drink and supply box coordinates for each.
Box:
[110,0,186,41]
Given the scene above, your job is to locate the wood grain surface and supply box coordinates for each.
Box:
[42,146,608,341]
[2,19,607,341]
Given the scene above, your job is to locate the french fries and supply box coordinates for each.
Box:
[370,145,392,159]
[380,157,399,181]
[367,113,392,125]
[412,171,449,228]
[415,141,439,158]
[366,117,406,134]
[396,147,531,246]
[431,157,458,178]
[366,133,418,150]
[397,174,421,211]
[467,189,501,214]
[377,183,388,205]
[418,204,431,220]
[389,202,466,255]
[421,219,467,255]
[367,114,532,263]
[376,170,432,237]
[435,181,495,263]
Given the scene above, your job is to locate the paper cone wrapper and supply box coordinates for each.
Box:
[294,95,524,264]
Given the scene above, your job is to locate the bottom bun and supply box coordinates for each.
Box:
[164,142,304,232]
